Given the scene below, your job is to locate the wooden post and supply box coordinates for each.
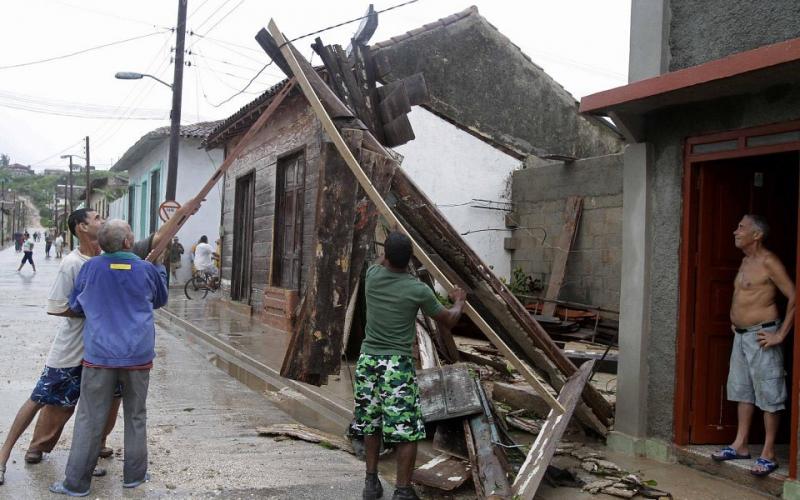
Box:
[542,196,583,317]
[267,19,565,415]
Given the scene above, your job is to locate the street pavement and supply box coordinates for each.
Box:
[0,243,373,499]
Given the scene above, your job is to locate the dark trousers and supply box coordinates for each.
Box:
[63,367,149,493]
[20,251,34,266]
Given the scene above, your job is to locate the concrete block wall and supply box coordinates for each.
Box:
[510,154,623,314]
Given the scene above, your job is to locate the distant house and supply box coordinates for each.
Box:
[78,175,128,218]
[108,121,223,283]
[1,163,34,177]
[42,168,67,177]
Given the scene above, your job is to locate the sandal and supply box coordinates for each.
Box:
[48,481,90,497]
[711,446,751,461]
[98,447,113,459]
[751,457,779,477]
[0,464,5,485]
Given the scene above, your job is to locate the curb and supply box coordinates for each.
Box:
[155,307,353,435]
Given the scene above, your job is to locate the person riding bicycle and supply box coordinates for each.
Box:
[193,235,218,280]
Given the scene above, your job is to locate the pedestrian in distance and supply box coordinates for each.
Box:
[0,210,120,488]
[17,232,36,273]
[193,235,218,277]
[13,232,22,252]
[169,236,184,280]
[45,232,53,258]
[711,215,795,477]
[50,219,168,497]
[55,233,64,259]
[354,231,467,500]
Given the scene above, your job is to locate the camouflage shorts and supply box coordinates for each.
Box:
[352,353,426,443]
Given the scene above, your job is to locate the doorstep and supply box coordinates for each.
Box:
[675,444,788,497]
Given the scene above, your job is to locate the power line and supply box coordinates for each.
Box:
[197,0,246,39]
[187,0,214,20]
[45,0,170,30]
[199,61,274,108]
[0,31,167,71]
[281,0,420,46]
[193,0,235,32]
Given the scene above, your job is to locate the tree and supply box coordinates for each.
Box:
[0,154,9,167]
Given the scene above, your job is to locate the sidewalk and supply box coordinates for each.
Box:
[163,292,777,499]
[0,245,370,499]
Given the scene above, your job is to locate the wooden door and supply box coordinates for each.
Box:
[231,172,255,302]
[690,152,798,443]
[273,153,305,290]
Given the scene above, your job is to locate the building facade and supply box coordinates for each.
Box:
[581,0,800,494]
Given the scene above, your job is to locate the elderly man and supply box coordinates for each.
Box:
[50,220,168,496]
[712,215,795,477]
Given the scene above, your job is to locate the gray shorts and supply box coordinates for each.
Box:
[727,321,786,412]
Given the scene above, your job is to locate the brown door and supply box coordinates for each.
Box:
[272,153,305,290]
[690,152,798,443]
[231,172,255,302]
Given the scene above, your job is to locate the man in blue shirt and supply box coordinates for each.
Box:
[50,219,168,497]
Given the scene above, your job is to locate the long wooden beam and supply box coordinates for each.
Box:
[267,19,565,415]
[145,79,296,262]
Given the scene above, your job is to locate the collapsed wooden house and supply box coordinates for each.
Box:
[195,8,618,496]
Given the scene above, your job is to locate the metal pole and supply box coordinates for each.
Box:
[68,163,74,249]
[85,136,91,210]
[165,0,188,202]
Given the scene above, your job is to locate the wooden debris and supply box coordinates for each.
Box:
[417,364,482,422]
[432,422,468,460]
[505,415,542,435]
[542,196,583,317]
[512,361,595,500]
[411,454,471,491]
[255,423,354,454]
[468,411,512,498]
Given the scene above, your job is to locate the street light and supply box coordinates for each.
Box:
[115,71,172,89]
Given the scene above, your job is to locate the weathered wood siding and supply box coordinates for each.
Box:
[220,92,323,311]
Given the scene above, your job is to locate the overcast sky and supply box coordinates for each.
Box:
[0,0,630,172]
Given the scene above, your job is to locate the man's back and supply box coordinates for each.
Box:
[194,242,214,270]
[70,252,168,366]
[362,264,444,356]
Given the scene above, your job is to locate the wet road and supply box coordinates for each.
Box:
[0,243,370,499]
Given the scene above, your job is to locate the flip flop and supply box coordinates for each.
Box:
[0,464,5,485]
[92,467,107,477]
[48,481,90,497]
[711,446,751,461]
[98,447,113,459]
[751,457,779,477]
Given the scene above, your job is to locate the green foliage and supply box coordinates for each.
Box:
[0,154,9,167]
[502,266,537,296]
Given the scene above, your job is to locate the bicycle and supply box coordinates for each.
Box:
[184,270,220,300]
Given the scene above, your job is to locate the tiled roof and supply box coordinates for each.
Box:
[203,79,291,149]
[371,6,478,50]
[111,120,221,172]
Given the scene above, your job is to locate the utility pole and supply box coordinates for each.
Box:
[166,0,188,202]
[85,136,91,210]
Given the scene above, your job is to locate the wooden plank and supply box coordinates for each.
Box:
[462,420,483,498]
[401,73,430,106]
[378,81,411,123]
[432,422,469,460]
[145,79,295,263]
[416,322,438,370]
[280,132,361,384]
[411,454,471,492]
[267,19,566,415]
[382,113,415,147]
[388,173,612,425]
[541,196,583,317]
[468,411,512,498]
[512,360,595,500]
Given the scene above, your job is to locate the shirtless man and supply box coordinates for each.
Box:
[712,215,795,477]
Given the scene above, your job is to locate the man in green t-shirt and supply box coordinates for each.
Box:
[355,232,466,500]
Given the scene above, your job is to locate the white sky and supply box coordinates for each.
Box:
[0,0,630,172]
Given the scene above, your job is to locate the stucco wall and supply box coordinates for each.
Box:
[668,0,800,71]
[106,139,223,284]
[394,107,520,281]
[510,154,623,313]
[644,84,800,440]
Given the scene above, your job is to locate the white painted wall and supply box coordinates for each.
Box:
[108,137,223,283]
[394,107,520,281]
